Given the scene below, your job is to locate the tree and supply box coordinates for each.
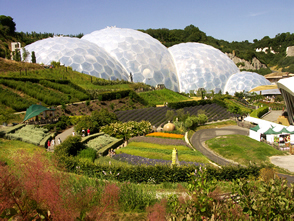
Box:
[0,15,16,35]
[22,48,29,62]
[31,51,36,63]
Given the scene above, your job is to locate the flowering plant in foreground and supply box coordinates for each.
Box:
[146,132,184,139]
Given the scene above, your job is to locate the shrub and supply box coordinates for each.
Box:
[77,148,97,162]
[54,136,85,157]
[250,106,269,118]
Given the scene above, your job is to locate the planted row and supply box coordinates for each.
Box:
[0,86,34,111]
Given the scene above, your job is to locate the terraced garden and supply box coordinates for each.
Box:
[115,103,240,127]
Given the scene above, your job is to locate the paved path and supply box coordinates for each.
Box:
[261,110,283,123]
[49,126,75,151]
[190,125,294,184]
[190,125,249,166]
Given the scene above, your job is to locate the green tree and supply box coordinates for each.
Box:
[0,15,16,35]
[31,51,36,63]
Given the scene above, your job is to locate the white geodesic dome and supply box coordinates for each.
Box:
[82,27,179,91]
[22,36,129,80]
[224,71,271,95]
[168,42,239,93]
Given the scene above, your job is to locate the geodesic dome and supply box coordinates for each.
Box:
[224,71,271,95]
[82,27,179,91]
[168,42,239,93]
[22,37,129,80]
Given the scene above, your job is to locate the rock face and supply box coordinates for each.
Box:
[286,46,294,56]
[225,53,267,70]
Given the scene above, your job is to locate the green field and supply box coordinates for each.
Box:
[138,88,190,106]
[206,134,286,165]
[116,141,209,163]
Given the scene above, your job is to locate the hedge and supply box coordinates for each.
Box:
[97,138,124,156]
[81,132,104,144]
[60,155,263,183]
[3,123,26,135]
[167,99,212,109]
[250,106,269,118]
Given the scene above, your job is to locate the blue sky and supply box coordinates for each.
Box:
[1,0,294,42]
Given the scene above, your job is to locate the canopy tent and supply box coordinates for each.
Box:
[250,124,260,132]
[263,128,279,135]
[23,104,55,122]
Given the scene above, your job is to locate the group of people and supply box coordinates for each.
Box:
[108,148,115,157]
[81,128,91,137]
[47,137,62,150]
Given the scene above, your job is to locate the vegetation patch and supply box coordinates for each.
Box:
[206,134,286,165]
[116,141,209,164]
[146,132,184,139]
[5,125,49,146]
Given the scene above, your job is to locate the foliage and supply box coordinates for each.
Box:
[100,121,152,141]
[115,141,208,164]
[0,107,15,124]
[31,51,36,63]
[86,134,118,152]
[139,88,189,106]
[75,108,118,134]
[5,125,49,145]
[54,135,86,157]
[129,136,188,147]
[77,148,97,162]
[231,177,294,219]
[250,106,269,118]
[119,182,157,212]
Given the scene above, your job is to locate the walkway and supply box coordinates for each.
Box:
[48,126,75,151]
[261,110,283,123]
[190,125,294,183]
[190,125,249,166]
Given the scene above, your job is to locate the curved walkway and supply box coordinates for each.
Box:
[190,125,249,166]
[49,126,75,151]
[190,125,294,183]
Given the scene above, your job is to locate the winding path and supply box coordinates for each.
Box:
[190,125,294,183]
[190,125,249,166]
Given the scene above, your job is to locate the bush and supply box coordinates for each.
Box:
[77,148,97,162]
[250,106,269,118]
[54,136,85,157]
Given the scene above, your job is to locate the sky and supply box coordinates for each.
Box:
[1,0,294,43]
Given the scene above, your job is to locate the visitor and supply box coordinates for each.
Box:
[51,138,55,147]
[72,131,75,136]
[58,138,62,145]
[82,129,85,137]
[87,128,90,136]
[47,140,51,149]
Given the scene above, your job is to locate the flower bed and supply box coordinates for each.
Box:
[129,136,188,147]
[113,153,204,166]
[146,132,184,139]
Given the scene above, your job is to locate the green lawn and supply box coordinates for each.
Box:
[138,88,190,106]
[116,141,209,163]
[206,134,286,165]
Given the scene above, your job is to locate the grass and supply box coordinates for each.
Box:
[205,134,286,165]
[138,88,190,106]
[116,141,210,164]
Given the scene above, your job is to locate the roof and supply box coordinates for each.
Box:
[244,116,281,128]
[23,104,55,122]
[277,76,294,97]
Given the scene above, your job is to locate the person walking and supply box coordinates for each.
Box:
[58,138,62,145]
[47,140,51,150]
[87,128,90,136]
[51,138,55,147]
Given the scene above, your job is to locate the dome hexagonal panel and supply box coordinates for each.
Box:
[224,71,271,95]
[22,37,129,81]
[168,42,239,93]
[82,27,179,91]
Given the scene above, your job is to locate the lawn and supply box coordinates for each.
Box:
[116,141,210,164]
[205,134,286,165]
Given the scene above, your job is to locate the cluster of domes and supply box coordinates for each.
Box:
[22,27,271,94]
